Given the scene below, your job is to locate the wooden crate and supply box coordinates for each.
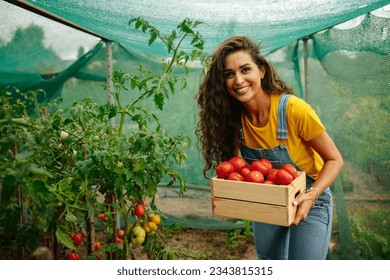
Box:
[211,171,306,226]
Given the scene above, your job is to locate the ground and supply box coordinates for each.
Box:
[163,228,256,260]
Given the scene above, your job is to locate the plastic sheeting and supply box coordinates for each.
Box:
[5,0,390,56]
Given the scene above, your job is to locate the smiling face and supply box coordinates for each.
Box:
[224,51,265,103]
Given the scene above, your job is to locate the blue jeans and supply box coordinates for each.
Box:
[252,188,333,260]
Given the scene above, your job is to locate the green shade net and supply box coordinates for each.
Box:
[1,0,389,259]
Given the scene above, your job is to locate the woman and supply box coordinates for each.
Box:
[195,36,343,260]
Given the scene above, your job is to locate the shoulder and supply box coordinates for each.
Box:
[286,95,325,139]
[287,95,317,117]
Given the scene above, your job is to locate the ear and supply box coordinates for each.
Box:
[259,67,266,79]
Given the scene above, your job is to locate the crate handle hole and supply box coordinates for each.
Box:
[294,189,302,198]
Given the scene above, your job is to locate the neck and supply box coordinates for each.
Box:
[243,91,270,127]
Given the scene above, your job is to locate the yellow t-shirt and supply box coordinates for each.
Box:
[241,93,325,179]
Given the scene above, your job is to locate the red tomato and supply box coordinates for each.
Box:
[98,213,106,222]
[72,233,83,246]
[245,170,264,183]
[216,161,234,178]
[240,166,251,177]
[226,172,245,181]
[117,229,125,238]
[275,169,294,185]
[250,160,270,176]
[259,158,273,170]
[66,252,80,260]
[266,168,278,182]
[229,156,247,172]
[281,164,298,179]
[134,204,145,217]
[263,180,275,185]
[94,241,101,251]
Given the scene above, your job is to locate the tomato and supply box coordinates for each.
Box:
[72,233,83,246]
[245,170,264,183]
[60,131,69,140]
[229,156,247,172]
[116,237,122,244]
[216,161,234,178]
[134,204,145,217]
[149,214,161,225]
[94,241,101,251]
[250,160,270,176]
[259,158,273,170]
[266,168,278,182]
[132,226,146,245]
[98,213,106,222]
[263,180,275,185]
[117,229,125,238]
[240,166,251,177]
[227,171,245,181]
[66,252,80,260]
[281,163,298,179]
[275,169,294,185]
[147,221,158,231]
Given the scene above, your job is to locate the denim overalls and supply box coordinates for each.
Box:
[239,94,333,260]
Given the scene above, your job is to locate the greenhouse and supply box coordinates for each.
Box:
[0,0,389,261]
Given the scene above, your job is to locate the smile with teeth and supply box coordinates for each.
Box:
[234,85,250,94]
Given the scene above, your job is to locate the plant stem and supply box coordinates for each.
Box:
[118,111,126,137]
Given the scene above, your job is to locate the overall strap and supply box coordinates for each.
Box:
[277,94,291,140]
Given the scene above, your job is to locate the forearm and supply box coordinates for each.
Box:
[311,158,344,195]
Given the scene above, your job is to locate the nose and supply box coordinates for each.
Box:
[235,73,244,85]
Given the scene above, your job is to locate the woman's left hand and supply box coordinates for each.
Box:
[290,191,317,226]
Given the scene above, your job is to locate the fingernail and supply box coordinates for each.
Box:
[292,200,298,206]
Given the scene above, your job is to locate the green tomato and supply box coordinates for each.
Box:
[132,226,146,238]
[131,236,145,245]
[60,131,69,140]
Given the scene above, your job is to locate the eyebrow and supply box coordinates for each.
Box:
[224,63,251,72]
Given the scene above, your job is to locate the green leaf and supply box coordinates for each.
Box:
[135,19,143,30]
[56,225,76,250]
[134,174,143,187]
[65,212,78,223]
[149,30,158,46]
[0,175,17,204]
[168,81,175,94]
[15,151,34,161]
[133,158,146,172]
[27,165,53,178]
[154,92,165,111]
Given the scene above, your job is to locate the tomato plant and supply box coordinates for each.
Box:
[0,17,206,260]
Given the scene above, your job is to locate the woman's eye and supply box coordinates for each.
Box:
[224,72,234,79]
[242,67,250,73]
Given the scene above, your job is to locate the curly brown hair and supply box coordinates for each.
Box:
[195,36,294,178]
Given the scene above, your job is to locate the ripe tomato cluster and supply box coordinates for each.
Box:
[216,156,298,185]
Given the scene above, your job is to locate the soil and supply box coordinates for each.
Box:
[159,228,257,260]
[151,185,257,260]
